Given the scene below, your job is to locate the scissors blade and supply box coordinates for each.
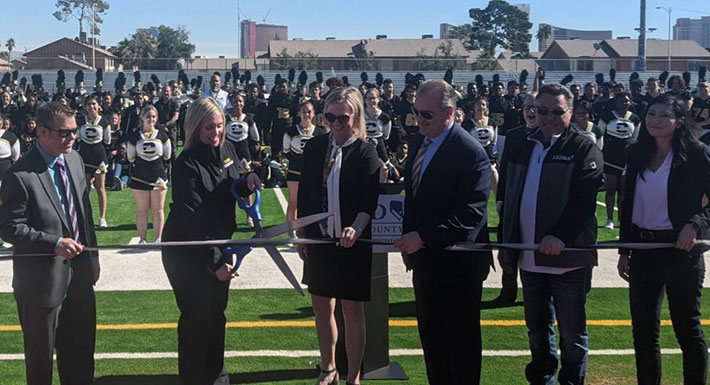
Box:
[264,244,305,296]
[260,212,333,239]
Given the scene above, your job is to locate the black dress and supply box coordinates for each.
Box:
[298,135,380,301]
[76,115,111,174]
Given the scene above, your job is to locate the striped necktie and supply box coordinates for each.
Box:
[410,138,432,197]
[55,158,81,241]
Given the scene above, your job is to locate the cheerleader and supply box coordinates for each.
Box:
[76,95,111,228]
[571,101,603,148]
[19,117,37,155]
[226,92,260,226]
[599,92,641,230]
[283,100,324,237]
[463,96,499,194]
[0,122,20,184]
[127,104,171,243]
[364,88,392,182]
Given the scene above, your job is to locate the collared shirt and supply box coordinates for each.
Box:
[418,121,453,181]
[518,129,579,275]
[36,143,73,227]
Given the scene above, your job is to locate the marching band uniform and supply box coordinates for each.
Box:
[282,123,324,182]
[76,115,111,175]
[692,95,710,144]
[225,112,260,176]
[598,110,641,175]
[126,128,172,190]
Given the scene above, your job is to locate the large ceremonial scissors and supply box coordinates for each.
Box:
[216,179,330,296]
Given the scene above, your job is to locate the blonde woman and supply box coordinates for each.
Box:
[127,105,171,243]
[297,87,380,385]
[161,97,260,384]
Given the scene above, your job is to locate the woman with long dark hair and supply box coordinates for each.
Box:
[617,94,710,384]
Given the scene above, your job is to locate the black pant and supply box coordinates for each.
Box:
[17,275,96,385]
[629,248,707,385]
[163,253,231,385]
[412,255,484,384]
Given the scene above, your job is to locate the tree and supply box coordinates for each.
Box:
[112,25,195,70]
[414,41,467,71]
[447,24,474,49]
[273,48,319,70]
[468,0,532,56]
[53,0,110,37]
[5,38,14,61]
[536,23,552,49]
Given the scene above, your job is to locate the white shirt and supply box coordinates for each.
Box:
[632,150,673,230]
[518,133,579,275]
[202,89,229,110]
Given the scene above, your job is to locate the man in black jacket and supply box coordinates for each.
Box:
[498,84,603,385]
[395,79,492,384]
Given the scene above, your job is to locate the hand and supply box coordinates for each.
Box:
[537,235,565,255]
[339,226,360,248]
[617,254,630,282]
[676,223,698,252]
[394,231,424,254]
[400,252,411,271]
[215,263,238,281]
[247,173,263,191]
[54,238,84,260]
[297,243,308,261]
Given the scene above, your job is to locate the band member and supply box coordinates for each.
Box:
[76,95,111,228]
[691,81,710,144]
[267,77,298,156]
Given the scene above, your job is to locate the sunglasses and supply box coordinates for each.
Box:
[533,106,569,116]
[324,113,352,124]
[413,108,434,120]
[50,128,78,138]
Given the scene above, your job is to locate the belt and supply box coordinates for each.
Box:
[632,225,677,242]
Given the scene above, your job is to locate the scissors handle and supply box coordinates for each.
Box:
[231,178,262,223]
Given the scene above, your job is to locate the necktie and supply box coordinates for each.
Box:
[55,158,81,241]
[410,138,432,197]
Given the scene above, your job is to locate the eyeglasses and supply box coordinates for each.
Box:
[50,128,78,138]
[413,108,434,120]
[533,106,570,116]
[324,113,352,124]
[523,105,535,112]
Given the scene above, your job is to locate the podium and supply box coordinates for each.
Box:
[334,183,408,380]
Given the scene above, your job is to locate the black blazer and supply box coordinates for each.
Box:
[0,147,97,307]
[402,124,493,278]
[620,142,710,256]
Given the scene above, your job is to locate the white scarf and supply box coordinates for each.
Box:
[326,134,358,238]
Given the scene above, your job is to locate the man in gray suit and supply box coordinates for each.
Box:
[0,102,100,385]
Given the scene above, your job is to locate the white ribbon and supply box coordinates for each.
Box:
[326,135,358,238]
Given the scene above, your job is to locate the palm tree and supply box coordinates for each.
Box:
[536,24,552,50]
[6,38,15,61]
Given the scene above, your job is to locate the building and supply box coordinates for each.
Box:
[440,23,455,39]
[538,25,613,52]
[512,3,530,15]
[268,38,470,71]
[24,37,117,70]
[674,17,710,49]
[240,21,288,59]
[539,38,710,72]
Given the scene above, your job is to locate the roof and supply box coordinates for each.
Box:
[269,39,469,58]
[602,39,710,58]
[497,51,541,60]
[56,55,93,69]
[26,37,116,58]
[542,40,610,58]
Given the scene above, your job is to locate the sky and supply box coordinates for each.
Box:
[2,0,709,58]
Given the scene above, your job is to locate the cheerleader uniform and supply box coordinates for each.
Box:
[127,128,172,190]
[76,115,111,174]
[571,121,604,149]
[599,110,640,175]
[0,128,20,183]
[283,124,324,182]
[225,112,260,175]
[365,110,392,167]
[19,131,36,155]
[463,117,498,164]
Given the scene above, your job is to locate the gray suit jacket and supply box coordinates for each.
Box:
[0,146,98,308]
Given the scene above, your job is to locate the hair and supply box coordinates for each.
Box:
[668,75,685,89]
[699,81,710,88]
[138,104,158,131]
[584,82,596,90]
[473,96,489,117]
[246,83,260,92]
[628,94,697,178]
[574,100,596,122]
[383,79,394,87]
[183,97,226,151]
[365,87,381,98]
[36,102,76,130]
[309,81,322,90]
[630,79,644,89]
[298,99,315,113]
[83,94,101,108]
[275,77,288,86]
[23,116,37,133]
[647,77,659,84]
[324,87,366,141]
[507,80,519,88]
[326,77,344,89]
[536,84,573,108]
[230,91,245,104]
[614,91,632,110]
[418,79,457,110]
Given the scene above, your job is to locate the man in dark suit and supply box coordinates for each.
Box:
[394,79,493,384]
[0,102,99,385]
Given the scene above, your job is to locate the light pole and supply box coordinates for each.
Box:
[91,2,96,70]
[656,6,672,71]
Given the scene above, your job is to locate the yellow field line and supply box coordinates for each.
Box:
[0,319,695,332]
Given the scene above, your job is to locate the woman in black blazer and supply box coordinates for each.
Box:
[297,87,380,385]
[617,94,710,385]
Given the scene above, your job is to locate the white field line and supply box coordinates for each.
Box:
[0,348,690,361]
[596,201,619,212]
[273,187,288,214]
